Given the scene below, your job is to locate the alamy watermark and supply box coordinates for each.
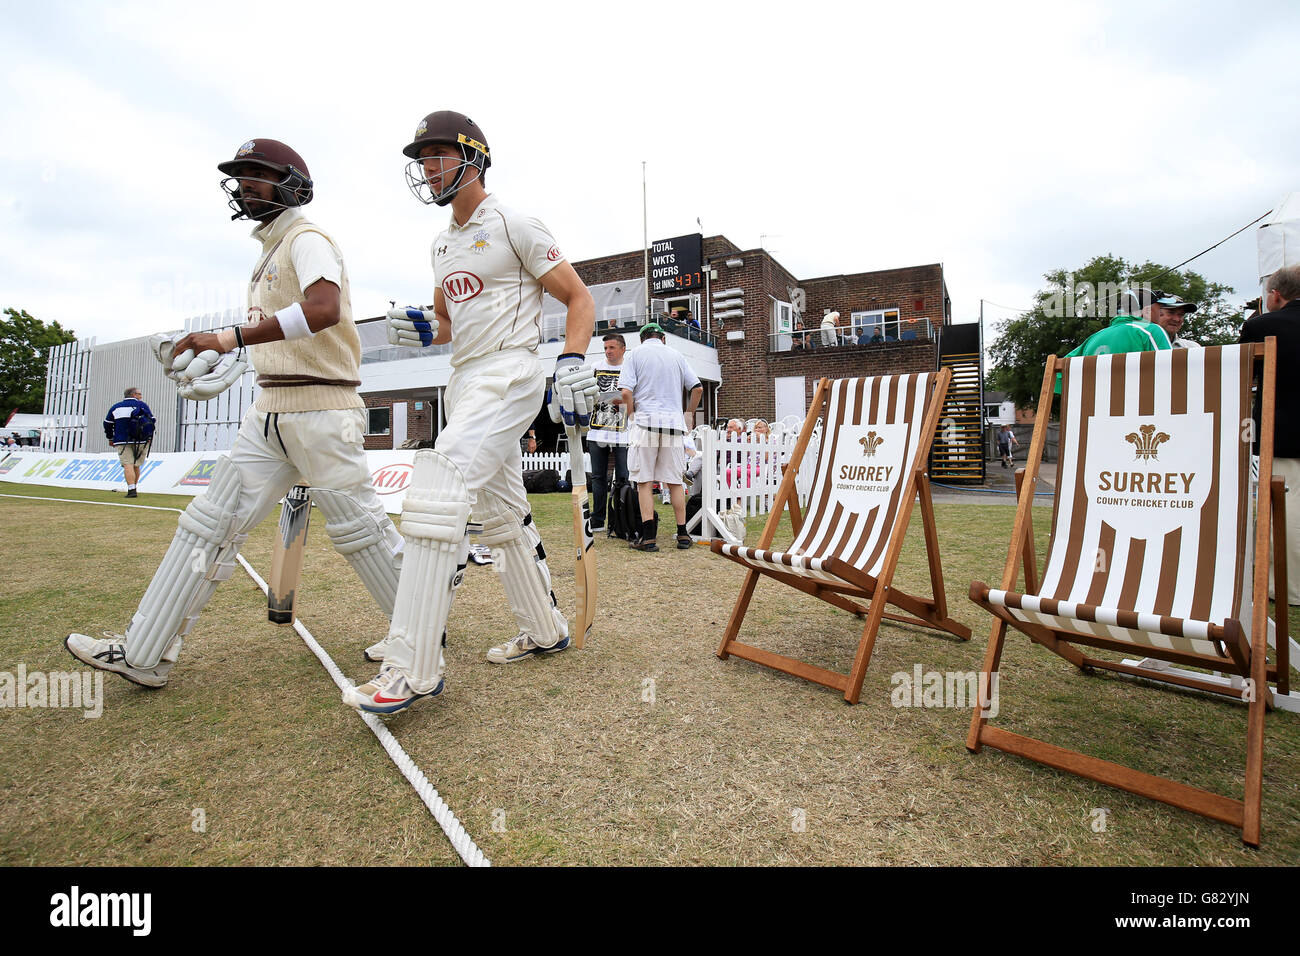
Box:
[1041,280,1155,319]
[49,886,151,936]
[0,664,103,718]
[890,665,999,718]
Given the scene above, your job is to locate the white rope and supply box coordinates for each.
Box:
[2,491,489,867]
[236,555,489,867]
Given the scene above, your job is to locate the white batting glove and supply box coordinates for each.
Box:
[387,307,438,347]
[550,354,597,428]
[178,352,250,401]
[149,332,179,371]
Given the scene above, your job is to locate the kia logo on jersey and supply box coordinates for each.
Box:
[370,463,413,494]
[546,245,562,261]
[442,271,484,303]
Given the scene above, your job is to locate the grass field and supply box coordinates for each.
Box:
[1,482,1298,866]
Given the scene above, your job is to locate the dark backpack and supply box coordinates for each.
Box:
[607,479,631,539]
[608,480,641,540]
[128,404,155,443]
[523,468,560,494]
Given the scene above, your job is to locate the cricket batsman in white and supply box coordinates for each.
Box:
[344,111,597,714]
[66,138,404,687]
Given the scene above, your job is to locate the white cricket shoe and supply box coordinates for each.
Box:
[64,633,178,689]
[486,632,570,664]
[342,666,443,715]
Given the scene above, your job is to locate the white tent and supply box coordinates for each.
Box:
[1257,192,1300,282]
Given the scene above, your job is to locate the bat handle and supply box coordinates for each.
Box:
[565,425,586,488]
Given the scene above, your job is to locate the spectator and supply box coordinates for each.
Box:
[1239,264,1300,604]
[1055,288,1172,393]
[820,310,840,347]
[103,386,155,498]
[588,332,630,533]
[1150,291,1200,348]
[791,316,807,351]
[685,312,701,341]
[996,424,1019,468]
[620,322,703,551]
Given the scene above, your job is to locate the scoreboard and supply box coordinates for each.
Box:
[650,233,703,294]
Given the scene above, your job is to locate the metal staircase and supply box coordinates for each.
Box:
[929,323,985,484]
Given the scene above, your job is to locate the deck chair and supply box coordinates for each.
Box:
[967,342,1288,846]
[713,372,971,704]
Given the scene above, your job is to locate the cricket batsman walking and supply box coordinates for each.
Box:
[66,138,404,687]
[344,111,596,714]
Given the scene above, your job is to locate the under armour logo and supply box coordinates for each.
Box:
[437,245,448,256]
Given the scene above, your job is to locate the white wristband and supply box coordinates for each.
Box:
[216,328,238,352]
[275,302,313,341]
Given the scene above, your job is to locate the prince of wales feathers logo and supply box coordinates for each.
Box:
[859,432,884,457]
[1125,423,1171,461]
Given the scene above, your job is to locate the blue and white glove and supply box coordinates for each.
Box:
[548,353,598,428]
[387,307,438,348]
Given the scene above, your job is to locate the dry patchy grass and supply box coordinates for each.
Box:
[1,483,1297,866]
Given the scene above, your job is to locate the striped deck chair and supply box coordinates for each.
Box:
[713,372,971,704]
[967,341,1288,846]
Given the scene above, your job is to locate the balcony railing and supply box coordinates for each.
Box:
[769,317,934,353]
[544,311,716,348]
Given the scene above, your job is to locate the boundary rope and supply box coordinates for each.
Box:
[1,491,489,867]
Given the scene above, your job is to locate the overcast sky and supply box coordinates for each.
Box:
[3,0,1297,349]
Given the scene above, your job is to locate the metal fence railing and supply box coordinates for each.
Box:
[770,317,934,353]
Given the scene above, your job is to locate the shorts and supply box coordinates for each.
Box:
[116,442,150,467]
[628,425,686,484]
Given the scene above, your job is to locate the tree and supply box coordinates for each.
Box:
[0,308,78,416]
[986,255,1243,409]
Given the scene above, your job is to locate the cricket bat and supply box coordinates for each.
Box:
[268,484,312,625]
[565,425,596,648]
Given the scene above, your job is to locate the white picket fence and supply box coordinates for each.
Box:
[688,419,823,543]
[522,451,590,477]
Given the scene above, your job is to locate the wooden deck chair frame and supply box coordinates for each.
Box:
[713,371,971,705]
[967,341,1286,846]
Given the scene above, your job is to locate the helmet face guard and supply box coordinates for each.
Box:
[401,113,490,207]
[404,144,485,206]
[219,164,313,221]
[217,139,313,221]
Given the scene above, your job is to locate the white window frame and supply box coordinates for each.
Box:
[850,308,902,342]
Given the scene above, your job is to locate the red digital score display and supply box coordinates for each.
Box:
[674,271,704,290]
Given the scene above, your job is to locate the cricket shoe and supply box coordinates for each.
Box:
[343,666,443,715]
[486,632,570,664]
[64,632,177,688]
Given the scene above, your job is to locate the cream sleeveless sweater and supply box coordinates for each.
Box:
[249,216,364,413]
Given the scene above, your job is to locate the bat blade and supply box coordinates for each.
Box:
[268,484,312,625]
[566,427,596,648]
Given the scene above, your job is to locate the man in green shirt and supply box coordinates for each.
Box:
[1055,289,1171,393]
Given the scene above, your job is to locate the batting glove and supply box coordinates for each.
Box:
[551,354,598,428]
[178,352,250,401]
[387,307,438,348]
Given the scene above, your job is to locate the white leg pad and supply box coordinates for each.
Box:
[382,450,471,692]
[308,487,404,617]
[124,456,245,668]
[474,490,568,648]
